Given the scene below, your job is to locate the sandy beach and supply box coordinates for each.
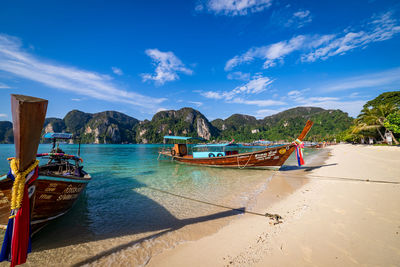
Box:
[148,144,400,266]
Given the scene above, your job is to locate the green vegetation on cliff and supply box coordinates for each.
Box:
[82,111,139,143]
[213,107,353,142]
[64,110,92,134]
[43,118,66,133]
[0,121,13,144]
[136,108,218,143]
[42,110,139,144]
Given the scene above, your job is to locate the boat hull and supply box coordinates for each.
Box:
[160,120,313,170]
[0,174,90,234]
[160,144,296,169]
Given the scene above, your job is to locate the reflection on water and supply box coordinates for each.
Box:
[0,144,320,266]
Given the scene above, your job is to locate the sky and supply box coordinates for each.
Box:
[1,0,400,121]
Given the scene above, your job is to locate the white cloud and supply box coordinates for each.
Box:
[255,85,367,118]
[196,0,273,16]
[188,101,203,107]
[322,67,400,92]
[0,34,166,111]
[349,92,360,98]
[255,109,277,117]
[255,99,365,118]
[202,91,225,99]
[254,108,285,118]
[298,100,365,117]
[0,82,10,89]
[141,49,192,85]
[111,67,123,75]
[226,12,400,70]
[308,97,340,101]
[285,88,364,117]
[71,98,82,101]
[202,75,274,101]
[287,89,339,102]
[302,11,400,62]
[225,35,306,70]
[232,75,274,94]
[293,10,310,19]
[287,90,302,98]
[201,76,284,107]
[285,10,312,28]
[229,98,285,106]
[0,113,7,118]
[227,71,250,81]
[156,107,167,112]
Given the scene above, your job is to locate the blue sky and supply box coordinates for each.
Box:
[1,0,400,121]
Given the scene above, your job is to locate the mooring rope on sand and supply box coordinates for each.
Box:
[280,172,400,185]
[138,170,399,226]
[142,185,280,219]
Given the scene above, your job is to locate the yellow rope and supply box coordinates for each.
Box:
[8,158,39,218]
[293,138,303,145]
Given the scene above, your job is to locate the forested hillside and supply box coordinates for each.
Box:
[213,107,353,142]
[0,106,354,143]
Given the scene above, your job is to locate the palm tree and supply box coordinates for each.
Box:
[353,103,399,144]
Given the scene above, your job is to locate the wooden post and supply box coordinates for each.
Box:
[296,120,314,141]
[11,94,48,171]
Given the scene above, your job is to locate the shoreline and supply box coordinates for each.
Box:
[75,151,319,267]
[146,148,329,266]
[147,144,400,266]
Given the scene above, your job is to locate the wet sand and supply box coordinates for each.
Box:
[148,144,400,266]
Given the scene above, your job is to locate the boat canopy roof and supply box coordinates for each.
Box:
[43,132,73,139]
[255,140,271,144]
[163,135,204,141]
[194,143,239,148]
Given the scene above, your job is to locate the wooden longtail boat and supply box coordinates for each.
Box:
[314,142,326,149]
[159,120,313,170]
[0,96,91,234]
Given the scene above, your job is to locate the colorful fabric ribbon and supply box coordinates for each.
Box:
[292,139,305,166]
[0,159,39,267]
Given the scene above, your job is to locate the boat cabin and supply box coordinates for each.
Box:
[192,143,239,158]
[44,132,73,153]
[163,135,204,157]
[38,132,86,177]
[162,136,240,159]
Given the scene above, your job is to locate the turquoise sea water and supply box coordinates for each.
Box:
[0,144,317,265]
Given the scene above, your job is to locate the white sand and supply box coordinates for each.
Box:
[148,144,400,266]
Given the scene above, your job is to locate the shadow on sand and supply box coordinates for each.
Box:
[72,208,244,266]
[279,163,338,172]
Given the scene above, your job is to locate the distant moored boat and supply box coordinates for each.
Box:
[158,120,313,170]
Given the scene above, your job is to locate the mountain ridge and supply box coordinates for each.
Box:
[0,106,353,144]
